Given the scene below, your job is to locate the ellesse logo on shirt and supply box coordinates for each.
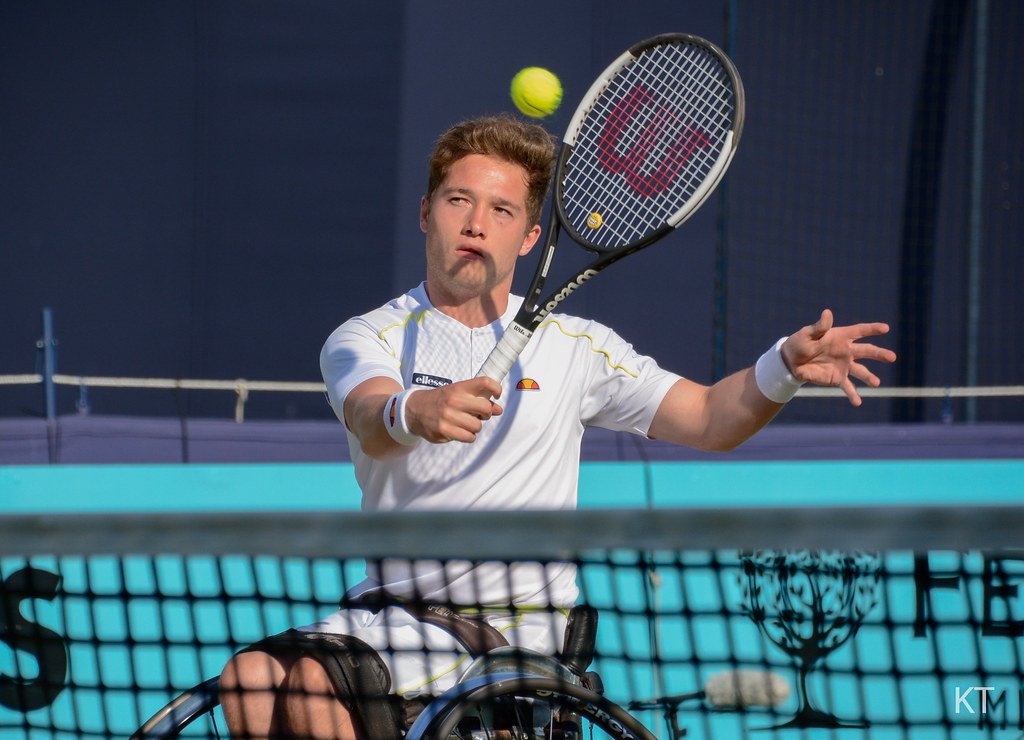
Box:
[413,373,452,388]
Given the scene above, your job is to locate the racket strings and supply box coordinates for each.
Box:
[579,46,728,236]
[562,40,738,250]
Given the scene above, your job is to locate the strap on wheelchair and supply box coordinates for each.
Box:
[346,592,510,657]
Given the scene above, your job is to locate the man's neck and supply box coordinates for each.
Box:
[424,282,509,328]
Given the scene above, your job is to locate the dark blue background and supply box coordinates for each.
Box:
[2,1,1021,423]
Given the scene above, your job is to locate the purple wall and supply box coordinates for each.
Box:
[2,1,1022,424]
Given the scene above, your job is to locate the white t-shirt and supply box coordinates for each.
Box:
[320,283,681,607]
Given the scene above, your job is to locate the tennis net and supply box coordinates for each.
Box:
[1,507,1022,739]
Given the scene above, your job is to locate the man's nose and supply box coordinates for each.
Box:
[463,206,486,236]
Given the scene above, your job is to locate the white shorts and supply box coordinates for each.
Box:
[299,605,568,698]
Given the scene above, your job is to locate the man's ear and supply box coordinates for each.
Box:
[519,224,542,257]
[419,197,430,233]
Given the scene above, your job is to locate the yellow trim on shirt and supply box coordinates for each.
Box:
[378,309,431,361]
[538,319,639,378]
[396,654,469,697]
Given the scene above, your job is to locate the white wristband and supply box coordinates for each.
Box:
[383,387,423,446]
[755,337,803,404]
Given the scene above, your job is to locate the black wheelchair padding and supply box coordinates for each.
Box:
[560,604,599,675]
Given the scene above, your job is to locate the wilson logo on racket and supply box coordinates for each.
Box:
[598,85,710,196]
[531,269,599,325]
[515,378,541,391]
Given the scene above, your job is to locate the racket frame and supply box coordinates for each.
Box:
[478,32,744,383]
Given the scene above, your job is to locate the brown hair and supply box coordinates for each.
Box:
[426,114,556,227]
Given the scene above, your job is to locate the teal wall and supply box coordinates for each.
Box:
[2,459,1021,513]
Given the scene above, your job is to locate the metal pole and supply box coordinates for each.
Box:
[41,307,57,423]
[712,0,739,382]
[39,307,59,464]
[965,0,988,422]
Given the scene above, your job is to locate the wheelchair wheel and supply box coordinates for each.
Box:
[406,673,655,740]
[131,677,222,739]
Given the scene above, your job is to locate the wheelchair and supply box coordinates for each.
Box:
[132,606,656,739]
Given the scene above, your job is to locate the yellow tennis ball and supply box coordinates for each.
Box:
[511,67,562,118]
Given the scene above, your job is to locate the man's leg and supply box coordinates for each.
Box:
[282,655,358,739]
[219,650,290,737]
[221,650,359,739]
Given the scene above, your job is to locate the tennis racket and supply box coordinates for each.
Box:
[477,32,745,383]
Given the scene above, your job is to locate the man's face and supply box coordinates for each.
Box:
[421,153,541,307]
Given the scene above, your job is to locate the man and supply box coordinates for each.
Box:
[219,114,895,738]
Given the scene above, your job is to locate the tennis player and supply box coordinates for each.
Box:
[219,114,895,739]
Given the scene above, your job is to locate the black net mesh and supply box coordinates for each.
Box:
[2,509,1022,738]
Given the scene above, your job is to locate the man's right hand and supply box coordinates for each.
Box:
[405,377,503,443]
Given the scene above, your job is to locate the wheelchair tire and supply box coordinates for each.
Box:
[406,672,655,740]
[131,677,221,739]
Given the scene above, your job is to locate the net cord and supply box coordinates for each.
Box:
[1,506,1020,559]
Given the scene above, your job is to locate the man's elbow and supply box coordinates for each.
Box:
[692,431,748,454]
[697,440,741,454]
[359,435,413,460]
[650,430,742,454]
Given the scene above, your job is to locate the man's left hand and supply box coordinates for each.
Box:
[781,309,897,406]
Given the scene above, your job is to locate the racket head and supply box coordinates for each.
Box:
[555,33,745,254]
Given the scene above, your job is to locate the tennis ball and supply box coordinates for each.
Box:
[511,67,562,118]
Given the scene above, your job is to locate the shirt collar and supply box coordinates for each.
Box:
[412,282,524,331]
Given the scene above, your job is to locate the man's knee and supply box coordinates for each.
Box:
[221,649,287,693]
[285,655,336,698]
[224,630,404,737]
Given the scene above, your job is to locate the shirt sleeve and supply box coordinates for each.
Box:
[576,321,683,437]
[319,316,404,424]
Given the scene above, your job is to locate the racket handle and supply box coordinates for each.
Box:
[476,322,533,383]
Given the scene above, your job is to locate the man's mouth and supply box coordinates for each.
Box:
[457,246,485,260]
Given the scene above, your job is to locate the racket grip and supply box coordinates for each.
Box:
[476,322,533,383]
